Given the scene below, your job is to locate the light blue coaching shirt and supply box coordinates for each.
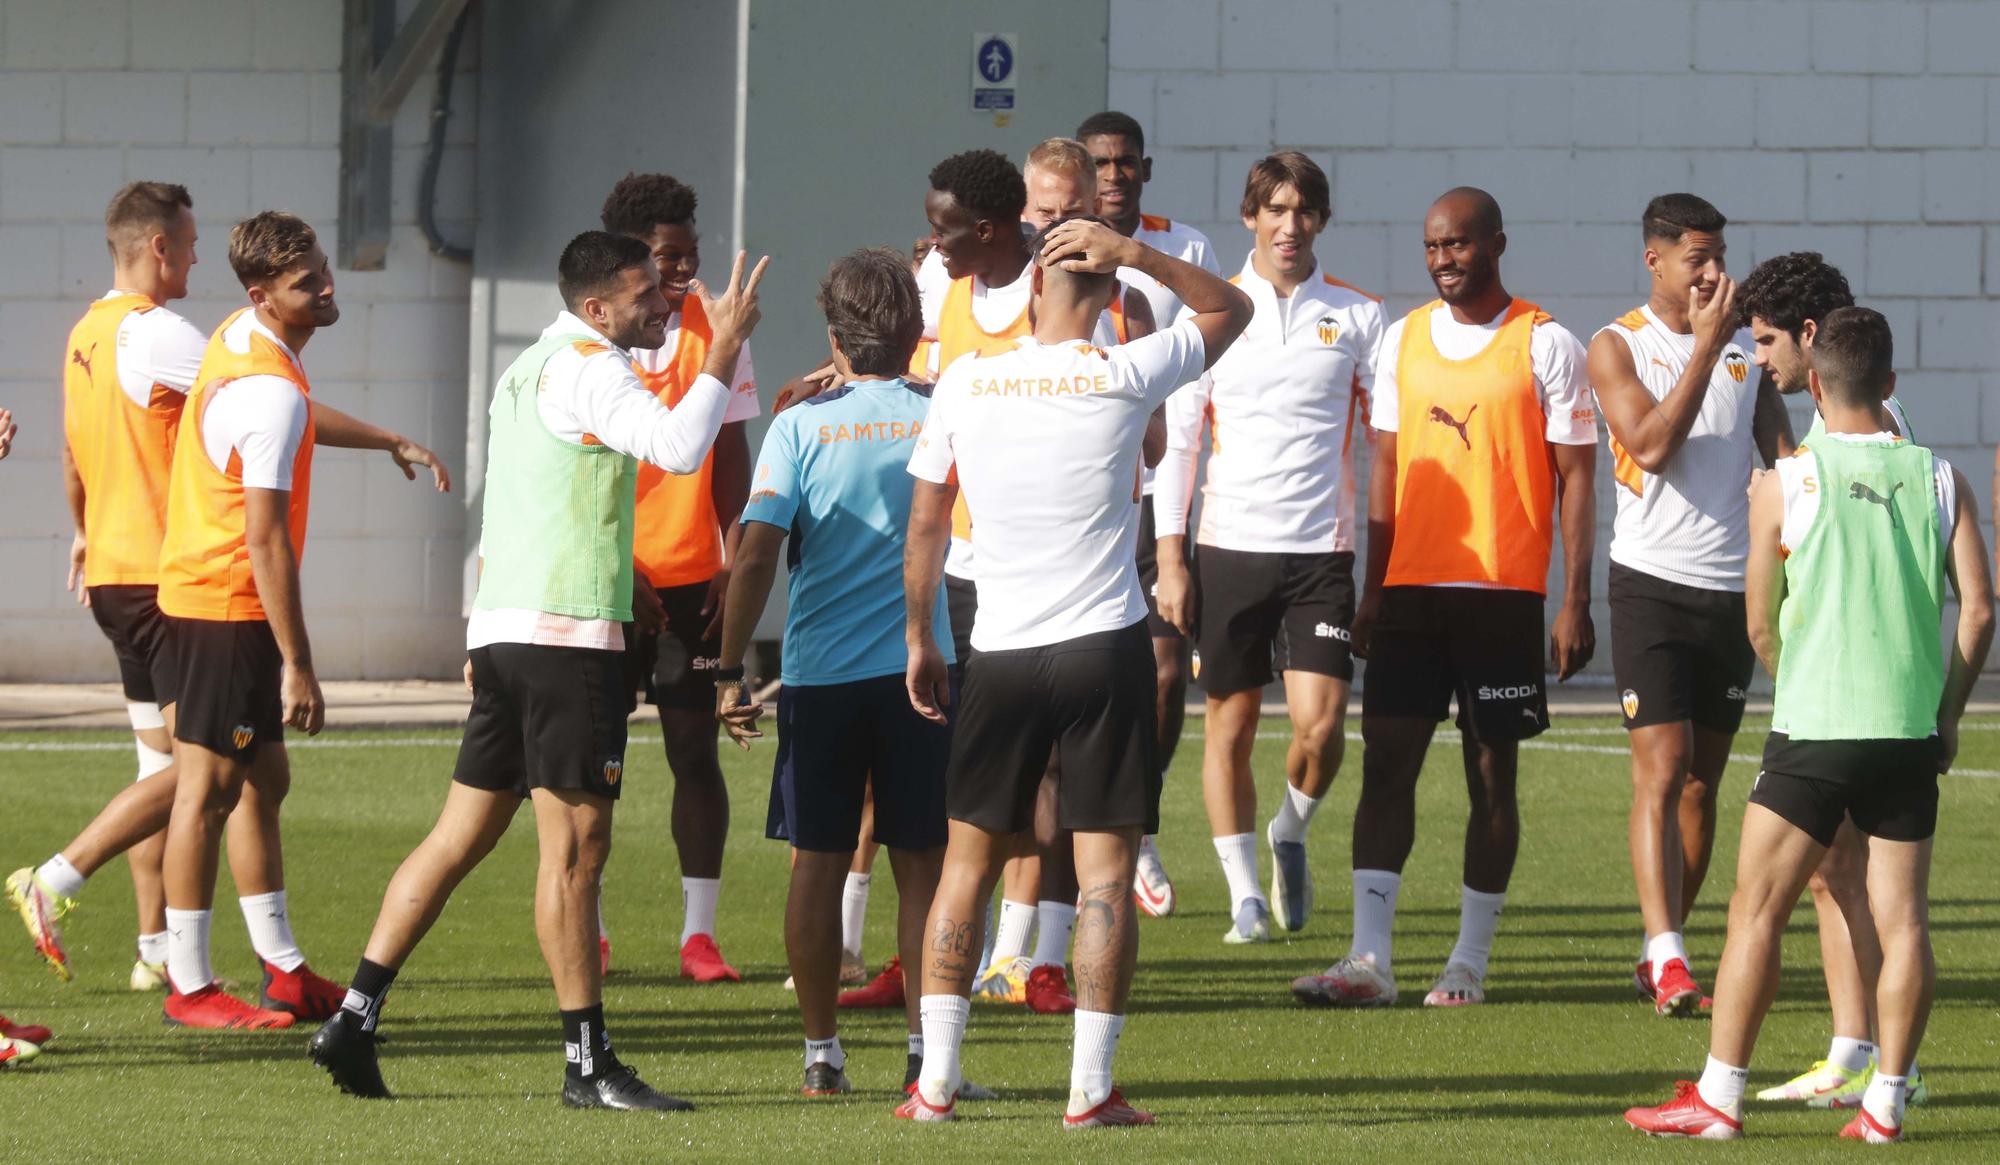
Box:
[741,377,955,687]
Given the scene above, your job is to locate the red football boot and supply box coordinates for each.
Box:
[1625,1081,1743,1140]
[679,933,742,983]
[1024,963,1077,1015]
[837,957,905,1009]
[164,983,296,1030]
[0,1015,53,1046]
[260,959,345,1021]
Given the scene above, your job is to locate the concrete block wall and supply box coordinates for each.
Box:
[1112,0,2000,678]
[0,0,477,680]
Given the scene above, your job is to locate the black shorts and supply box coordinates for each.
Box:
[764,673,952,853]
[1609,563,1754,733]
[945,573,978,666]
[1361,586,1549,742]
[169,616,282,760]
[1195,546,1356,694]
[945,621,1158,834]
[88,584,178,706]
[624,581,722,711]
[454,643,629,800]
[1750,733,1940,847]
[1134,497,1186,640]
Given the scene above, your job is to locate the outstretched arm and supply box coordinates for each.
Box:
[311,401,451,491]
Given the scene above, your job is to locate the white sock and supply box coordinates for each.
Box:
[137,931,168,965]
[1213,833,1264,913]
[240,890,305,972]
[805,1035,845,1070]
[1447,885,1506,977]
[991,899,1035,963]
[1645,930,1689,970]
[36,854,86,900]
[841,872,871,959]
[1032,900,1076,970]
[1137,834,1163,866]
[164,907,213,994]
[1827,1035,1876,1075]
[917,994,969,1103]
[134,740,173,781]
[1696,1055,1748,1118]
[1861,1072,1906,1130]
[596,889,608,941]
[1350,869,1401,975]
[907,1032,924,1057]
[1069,1008,1125,1110]
[1268,783,1321,844]
[680,876,720,945]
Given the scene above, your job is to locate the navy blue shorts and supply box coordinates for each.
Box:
[765,672,954,853]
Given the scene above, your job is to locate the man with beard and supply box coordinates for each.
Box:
[150,212,450,1028]
[1292,188,1598,1010]
[309,231,764,1108]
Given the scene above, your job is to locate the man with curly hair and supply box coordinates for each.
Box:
[1731,251,1928,1112]
[597,173,761,984]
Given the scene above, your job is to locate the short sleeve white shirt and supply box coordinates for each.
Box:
[909,319,1206,651]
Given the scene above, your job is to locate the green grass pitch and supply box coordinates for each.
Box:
[3,715,1997,1161]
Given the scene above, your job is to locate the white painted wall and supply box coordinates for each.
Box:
[0,0,477,680]
[1110,0,2000,675]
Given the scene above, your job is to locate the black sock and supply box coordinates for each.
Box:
[340,958,397,1031]
[561,1004,618,1080]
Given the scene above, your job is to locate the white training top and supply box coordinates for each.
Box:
[908,319,1207,652]
[1154,262,1386,554]
[103,290,206,405]
[1117,216,1220,497]
[1776,431,1955,554]
[467,310,735,653]
[199,310,309,491]
[1117,216,1221,349]
[916,247,1119,580]
[1596,305,1761,592]
[1371,308,1597,445]
[629,315,761,425]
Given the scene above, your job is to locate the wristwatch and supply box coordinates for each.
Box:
[713,665,746,684]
